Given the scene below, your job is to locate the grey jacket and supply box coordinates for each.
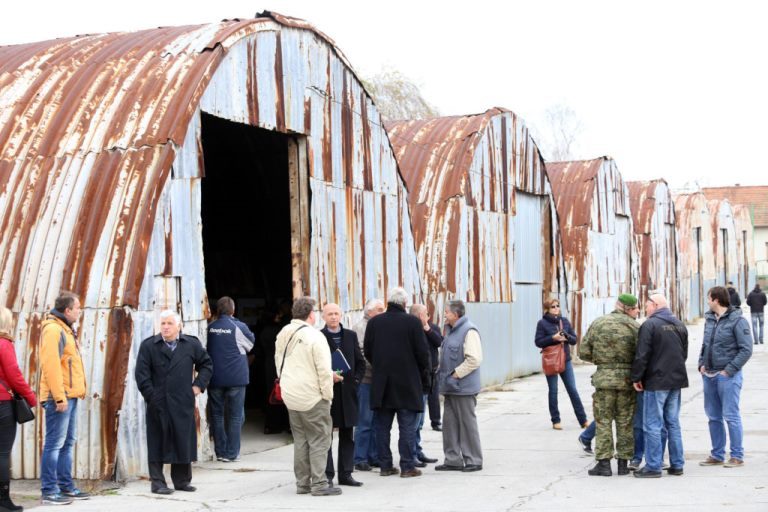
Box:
[699,307,752,375]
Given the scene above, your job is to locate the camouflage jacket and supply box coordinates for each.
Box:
[579,310,639,390]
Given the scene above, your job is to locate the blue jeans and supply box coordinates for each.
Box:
[580,420,596,444]
[703,371,744,461]
[353,383,379,465]
[752,312,764,343]
[546,360,587,425]
[208,386,246,460]
[643,389,684,471]
[375,408,419,471]
[412,394,428,459]
[41,398,78,496]
[633,391,667,462]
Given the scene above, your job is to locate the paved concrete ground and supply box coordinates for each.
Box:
[14,316,768,511]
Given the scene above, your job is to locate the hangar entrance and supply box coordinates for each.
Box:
[200,112,310,451]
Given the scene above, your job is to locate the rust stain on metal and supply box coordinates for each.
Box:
[273,32,286,133]
[341,77,354,186]
[360,92,373,191]
[246,39,259,126]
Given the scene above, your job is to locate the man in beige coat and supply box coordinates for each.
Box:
[275,297,342,496]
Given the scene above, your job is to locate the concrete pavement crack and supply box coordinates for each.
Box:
[505,463,589,510]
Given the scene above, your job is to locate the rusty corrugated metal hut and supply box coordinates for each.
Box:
[674,192,717,322]
[0,12,422,480]
[731,205,756,297]
[708,199,739,290]
[387,108,567,383]
[547,157,639,339]
[626,179,679,315]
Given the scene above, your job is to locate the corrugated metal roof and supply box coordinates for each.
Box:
[702,185,768,227]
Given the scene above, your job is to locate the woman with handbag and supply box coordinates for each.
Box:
[0,307,37,511]
[534,299,588,430]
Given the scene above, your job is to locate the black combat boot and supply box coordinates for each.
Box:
[0,481,22,511]
[617,459,630,475]
[588,459,612,476]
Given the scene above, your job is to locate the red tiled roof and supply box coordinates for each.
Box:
[702,186,768,227]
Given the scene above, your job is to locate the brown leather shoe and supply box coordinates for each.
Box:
[724,458,743,468]
[400,468,422,478]
[379,467,400,476]
[699,456,724,466]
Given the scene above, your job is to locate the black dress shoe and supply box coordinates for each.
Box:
[634,467,662,478]
[431,424,442,431]
[152,487,174,495]
[666,467,684,476]
[462,464,482,472]
[174,485,197,492]
[379,467,399,476]
[418,455,438,463]
[338,476,363,487]
[435,464,464,471]
[354,462,371,471]
[413,460,427,468]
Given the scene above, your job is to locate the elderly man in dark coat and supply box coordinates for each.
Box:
[135,310,213,494]
[321,303,366,487]
[364,287,430,478]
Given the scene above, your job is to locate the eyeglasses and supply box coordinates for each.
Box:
[549,305,560,309]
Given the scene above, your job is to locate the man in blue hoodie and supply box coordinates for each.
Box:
[698,286,752,468]
[207,297,255,462]
[631,293,688,478]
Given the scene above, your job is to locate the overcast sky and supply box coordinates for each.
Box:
[2,0,765,189]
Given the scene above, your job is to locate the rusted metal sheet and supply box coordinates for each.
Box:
[674,192,716,321]
[626,179,679,315]
[0,12,422,480]
[388,109,566,383]
[708,199,739,288]
[732,204,756,297]
[547,157,639,339]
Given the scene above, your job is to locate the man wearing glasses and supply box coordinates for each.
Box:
[579,294,640,477]
[631,294,688,478]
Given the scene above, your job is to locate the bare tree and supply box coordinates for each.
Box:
[532,103,583,161]
[362,68,440,122]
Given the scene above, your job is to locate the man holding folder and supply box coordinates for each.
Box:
[321,303,366,487]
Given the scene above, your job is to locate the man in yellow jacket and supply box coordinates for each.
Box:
[39,292,89,505]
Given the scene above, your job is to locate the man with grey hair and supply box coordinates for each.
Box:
[275,297,342,496]
[435,300,484,472]
[135,310,213,494]
[352,299,385,471]
[364,287,430,478]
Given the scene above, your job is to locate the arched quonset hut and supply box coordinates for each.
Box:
[732,205,756,298]
[0,12,422,480]
[547,157,638,339]
[387,108,567,383]
[708,199,739,289]
[674,192,717,322]
[626,179,679,315]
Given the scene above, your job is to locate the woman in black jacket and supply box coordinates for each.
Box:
[534,299,588,430]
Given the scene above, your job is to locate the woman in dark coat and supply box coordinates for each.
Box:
[534,298,588,430]
[135,311,213,493]
[320,303,365,486]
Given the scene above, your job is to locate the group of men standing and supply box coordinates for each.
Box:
[276,288,484,496]
[578,285,752,479]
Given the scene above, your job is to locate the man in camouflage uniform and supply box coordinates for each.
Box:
[579,294,640,477]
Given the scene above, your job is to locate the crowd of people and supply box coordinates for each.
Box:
[0,280,761,507]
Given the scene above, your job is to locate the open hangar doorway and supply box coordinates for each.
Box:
[200,111,309,449]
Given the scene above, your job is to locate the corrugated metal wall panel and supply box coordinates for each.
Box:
[510,284,546,377]
[514,192,543,284]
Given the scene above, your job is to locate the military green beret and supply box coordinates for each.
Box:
[618,293,638,307]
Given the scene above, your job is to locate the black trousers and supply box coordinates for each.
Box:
[0,401,16,482]
[428,373,441,426]
[148,462,192,491]
[326,427,354,480]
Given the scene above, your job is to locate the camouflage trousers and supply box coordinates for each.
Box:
[593,389,635,460]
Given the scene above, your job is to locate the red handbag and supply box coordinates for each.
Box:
[541,320,567,376]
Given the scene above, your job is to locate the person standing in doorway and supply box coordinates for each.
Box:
[579,294,640,477]
[435,300,484,473]
[135,310,213,494]
[39,292,89,505]
[207,297,255,462]
[534,298,589,430]
[631,294,688,478]
[699,286,752,468]
[746,284,766,344]
[320,303,365,487]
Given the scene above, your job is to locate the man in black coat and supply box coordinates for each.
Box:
[727,282,742,308]
[364,287,430,478]
[746,284,766,344]
[135,310,213,494]
[321,303,365,487]
[631,294,688,478]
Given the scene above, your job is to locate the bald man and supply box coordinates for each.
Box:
[631,294,689,478]
[321,304,366,487]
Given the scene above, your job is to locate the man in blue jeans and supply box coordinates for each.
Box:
[207,297,255,462]
[631,293,688,478]
[698,286,752,468]
[39,292,90,505]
